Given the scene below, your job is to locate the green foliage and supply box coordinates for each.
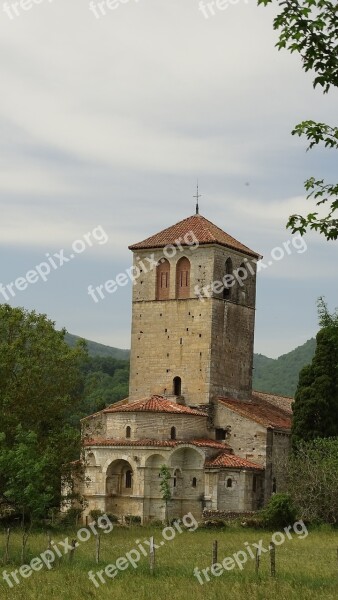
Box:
[124,514,141,525]
[262,493,297,528]
[159,465,172,503]
[159,464,172,525]
[0,304,87,516]
[285,438,338,524]
[292,300,338,445]
[253,338,316,396]
[65,332,130,360]
[257,0,338,240]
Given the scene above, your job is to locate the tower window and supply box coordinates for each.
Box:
[126,426,131,439]
[176,257,191,299]
[192,477,197,488]
[223,257,233,300]
[173,376,181,396]
[170,426,176,440]
[156,259,170,300]
[226,478,232,488]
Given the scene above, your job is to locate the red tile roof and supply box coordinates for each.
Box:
[205,452,264,470]
[218,396,292,430]
[129,214,260,258]
[84,438,231,450]
[103,396,208,417]
[252,391,293,414]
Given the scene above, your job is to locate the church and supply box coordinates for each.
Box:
[78,209,292,523]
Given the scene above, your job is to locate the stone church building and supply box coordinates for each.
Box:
[79,212,292,522]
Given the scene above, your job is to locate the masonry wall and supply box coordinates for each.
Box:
[214,402,267,467]
[215,470,264,512]
[105,412,208,440]
[129,244,257,405]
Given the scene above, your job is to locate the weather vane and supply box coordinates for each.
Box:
[193,181,201,215]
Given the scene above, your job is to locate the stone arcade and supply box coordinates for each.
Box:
[77,212,292,522]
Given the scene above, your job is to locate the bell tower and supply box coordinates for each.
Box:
[128,213,260,406]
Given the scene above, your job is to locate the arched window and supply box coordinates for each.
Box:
[173,468,180,488]
[170,426,176,440]
[272,477,277,494]
[125,470,133,489]
[176,257,190,299]
[223,258,233,300]
[126,426,131,439]
[156,258,170,300]
[226,478,232,488]
[173,376,182,396]
[192,477,197,488]
[237,262,247,303]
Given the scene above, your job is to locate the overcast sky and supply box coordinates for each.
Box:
[1,0,337,358]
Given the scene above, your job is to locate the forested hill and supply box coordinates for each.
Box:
[66,333,317,401]
[253,338,316,397]
[65,333,129,360]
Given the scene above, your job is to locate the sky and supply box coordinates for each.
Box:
[0,0,337,358]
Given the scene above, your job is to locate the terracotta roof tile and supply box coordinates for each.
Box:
[84,438,231,450]
[129,214,260,258]
[205,452,264,470]
[252,390,293,414]
[103,396,208,417]
[218,396,292,430]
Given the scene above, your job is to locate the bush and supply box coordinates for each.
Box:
[262,493,297,529]
[105,513,119,524]
[149,519,164,527]
[62,507,83,525]
[201,519,227,529]
[125,514,142,525]
[89,509,104,522]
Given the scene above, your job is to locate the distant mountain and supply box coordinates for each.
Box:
[64,333,130,361]
[65,333,317,399]
[253,338,316,397]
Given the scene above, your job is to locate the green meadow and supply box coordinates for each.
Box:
[0,525,337,600]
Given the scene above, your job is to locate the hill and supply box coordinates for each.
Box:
[64,333,130,360]
[65,333,317,400]
[253,338,316,397]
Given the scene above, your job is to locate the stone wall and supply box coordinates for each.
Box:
[214,402,267,466]
[105,411,208,440]
[129,244,257,405]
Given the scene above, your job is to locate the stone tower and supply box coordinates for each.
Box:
[128,213,260,406]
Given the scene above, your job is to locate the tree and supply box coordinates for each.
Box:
[283,438,338,523]
[159,464,172,525]
[258,0,338,240]
[292,298,338,445]
[0,304,87,516]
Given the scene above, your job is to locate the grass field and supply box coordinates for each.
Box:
[0,523,337,600]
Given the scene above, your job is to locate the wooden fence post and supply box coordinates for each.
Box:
[255,547,260,574]
[270,542,276,577]
[212,540,218,566]
[96,531,101,564]
[3,528,10,565]
[69,539,77,562]
[149,536,155,575]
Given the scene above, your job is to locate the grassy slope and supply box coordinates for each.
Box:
[0,526,337,600]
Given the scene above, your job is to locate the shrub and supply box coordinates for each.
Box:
[105,513,119,523]
[202,519,226,529]
[89,509,104,522]
[125,514,142,525]
[62,507,83,525]
[262,493,297,528]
